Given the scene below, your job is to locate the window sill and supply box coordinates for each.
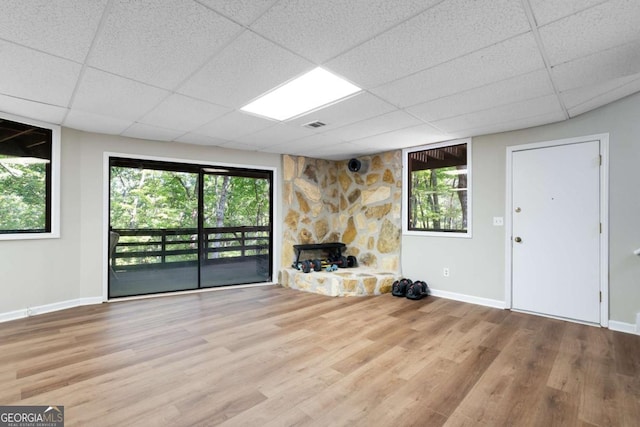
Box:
[0,231,60,241]
[403,230,472,239]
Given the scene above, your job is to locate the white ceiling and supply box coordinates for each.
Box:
[1,0,639,160]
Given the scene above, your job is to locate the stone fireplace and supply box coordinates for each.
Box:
[279,151,402,296]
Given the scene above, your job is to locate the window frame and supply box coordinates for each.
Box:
[0,112,60,240]
[402,138,472,238]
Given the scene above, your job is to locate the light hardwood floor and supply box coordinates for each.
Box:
[1,286,639,426]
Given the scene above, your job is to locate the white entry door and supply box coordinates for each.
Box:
[511,140,601,324]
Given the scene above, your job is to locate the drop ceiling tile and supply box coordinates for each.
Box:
[304,144,370,161]
[0,96,67,125]
[322,111,423,142]
[0,41,81,106]
[198,0,279,25]
[217,140,264,152]
[63,109,132,135]
[371,33,545,108]
[1,0,637,157]
[448,111,566,138]
[195,111,275,140]
[539,0,640,65]
[251,0,441,63]
[121,123,185,142]
[139,94,230,132]
[270,138,364,160]
[296,133,347,148]
[432,95,564,133]
[528,0,604,26]
[0,0,107,62]
[327,0,530,88]
[551,41,640,92]
[286,93,397,131]
[407,69,553,122]
[178,31,313,108]
[235,123,316,148]
[88,0,242,89]
[264,132,344,154]
[350,124,450,151]
[567,76,640,117]
[561,72,640,108]
[72,68,170,121]
[174,132,229,147]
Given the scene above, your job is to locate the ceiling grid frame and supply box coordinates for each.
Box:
[520,0,570,120]
[0,0,636,159]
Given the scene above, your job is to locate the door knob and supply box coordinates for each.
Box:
[514,236,522,243]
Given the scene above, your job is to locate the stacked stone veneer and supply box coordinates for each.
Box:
[280,267,397,297]
[280,151,402,296]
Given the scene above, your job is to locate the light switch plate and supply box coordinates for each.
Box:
[493,217,504,226]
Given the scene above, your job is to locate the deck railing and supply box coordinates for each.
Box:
[111,226,270,270]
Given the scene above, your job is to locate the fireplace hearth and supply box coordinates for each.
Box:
[280,266,398,297]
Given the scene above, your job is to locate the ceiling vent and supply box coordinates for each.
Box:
[303,120,326,129]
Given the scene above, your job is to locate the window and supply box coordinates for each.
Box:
[403,139,471,237]
[0,114,60,239]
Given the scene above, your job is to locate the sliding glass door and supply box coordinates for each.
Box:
[200,170,272,287]
[108,158,272,298]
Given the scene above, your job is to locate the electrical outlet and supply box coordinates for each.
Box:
[493,217,504,226]
[443,268,450,277]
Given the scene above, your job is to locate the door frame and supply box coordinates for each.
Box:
[504,134,609,326]
[101,151,278,301]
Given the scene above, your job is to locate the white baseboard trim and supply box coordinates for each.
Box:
[0,297,103,323]
[608,320,639,335]
[429,288,506,309]
[430,290,639,335]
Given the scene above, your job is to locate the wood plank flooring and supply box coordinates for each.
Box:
[1,286,639,426]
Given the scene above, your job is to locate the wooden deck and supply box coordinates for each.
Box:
[1,286,639,426]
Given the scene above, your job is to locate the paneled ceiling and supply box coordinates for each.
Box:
[0,0,639,160]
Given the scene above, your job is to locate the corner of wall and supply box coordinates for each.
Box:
[281,152,402,272]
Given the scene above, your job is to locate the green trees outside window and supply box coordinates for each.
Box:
[110,167,199,231]
[407,141,469,233]
[0,118,52,234]
[109,159,272,269]
[110,166,270,231]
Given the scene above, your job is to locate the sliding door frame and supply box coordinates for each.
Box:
[102,152,278,301]
[198,167,274,289]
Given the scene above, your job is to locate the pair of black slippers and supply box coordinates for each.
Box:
[391,278,430,300]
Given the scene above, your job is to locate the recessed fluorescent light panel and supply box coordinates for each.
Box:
[240,68,361,121]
